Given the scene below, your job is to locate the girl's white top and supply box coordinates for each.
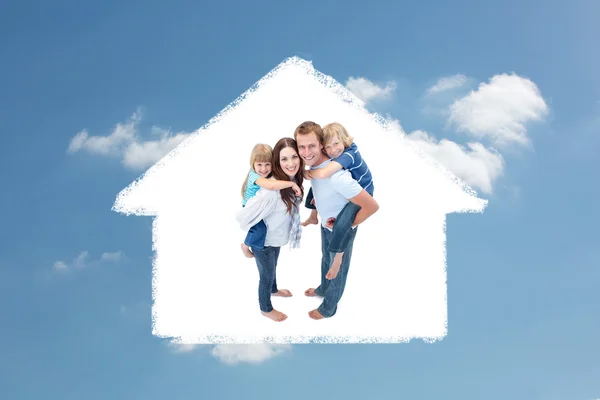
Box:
[236,187,291,248]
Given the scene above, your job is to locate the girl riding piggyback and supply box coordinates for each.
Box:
[240,143,302,258]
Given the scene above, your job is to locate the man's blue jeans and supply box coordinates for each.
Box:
[313,225,357,318]
[252,246,280,313]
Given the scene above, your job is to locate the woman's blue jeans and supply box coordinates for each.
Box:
[252,246,281,313]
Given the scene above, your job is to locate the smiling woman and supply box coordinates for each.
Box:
[235,137,305,322]
[239,143,303,259]
[271,138,305,214]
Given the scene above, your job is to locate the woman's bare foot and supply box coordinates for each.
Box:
[272,289,293,297]
[326,253,343,280]
[304,288,321,297]
[240,243,254,258]
[261,309,288,322]
[308,309,324,320]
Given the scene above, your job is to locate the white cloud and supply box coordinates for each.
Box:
[53,261,68,272]
[73,251,89,268]
[68,111,139,155]
[167,342,290,365]
[426,74,468,95]
[122,128,189,171]
[101,251,123,262]
[345,77,396,103]
[406,131,504,195]
[53,250,123,272]
[169,343,199,353]
[210,344,292,365]
[68,109,193,171]
[447,73,549,147]
[387,119,504,195]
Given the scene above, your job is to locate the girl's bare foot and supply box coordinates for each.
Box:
[326,253,343,280]
[240,243,254,258]
[261,309,288,322]
[272,289,293,297]
[304,288,321,297]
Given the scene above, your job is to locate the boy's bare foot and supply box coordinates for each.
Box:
[261,309,288,322]
[308,309,324,320]
[326,253,343,280]
[240,243,254,258]
[302,216,319,227]
[272,289,293,297]
[304,288,321,297]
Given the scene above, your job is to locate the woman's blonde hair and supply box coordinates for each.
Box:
[322,122,354,148]
[241,143,273,199]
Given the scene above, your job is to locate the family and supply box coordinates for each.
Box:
[235,121,379,322]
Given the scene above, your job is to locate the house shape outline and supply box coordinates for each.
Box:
[112,56,488,344]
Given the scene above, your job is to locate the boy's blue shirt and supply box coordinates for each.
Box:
[331,142,373,192]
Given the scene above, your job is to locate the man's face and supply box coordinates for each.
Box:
[296,132,323,167]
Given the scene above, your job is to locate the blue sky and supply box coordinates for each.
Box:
[1,0,599,399]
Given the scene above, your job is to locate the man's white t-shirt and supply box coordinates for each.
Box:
[310,159,363,231]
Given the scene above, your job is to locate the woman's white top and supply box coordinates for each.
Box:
[236,187,292,248]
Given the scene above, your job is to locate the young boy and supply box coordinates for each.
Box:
[302,122,374,279]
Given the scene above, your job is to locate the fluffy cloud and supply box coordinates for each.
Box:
[406,130,504,195]
[53,261,68,271]
[447,73,549,147]
[167,342,291,365]
[386,119,504,195]
[345,77,396,103]
[168,343,199,354]
[101,251,123,262]
[426,74,468,95]
[210,344,292,365]
[68,109,191,171]
[53,251,123,272]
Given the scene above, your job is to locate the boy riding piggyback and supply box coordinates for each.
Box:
[302,122,374,278]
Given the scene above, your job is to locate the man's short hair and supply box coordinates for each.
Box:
[293,121,324,144]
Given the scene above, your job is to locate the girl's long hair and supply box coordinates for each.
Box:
[241,143,273,199]
[271,137,304,214]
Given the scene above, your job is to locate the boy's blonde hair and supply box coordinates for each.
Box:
[241,143,273,198]
[322,122,354,148]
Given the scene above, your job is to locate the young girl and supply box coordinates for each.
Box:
[241,143,302,258]
[302,122,374,279]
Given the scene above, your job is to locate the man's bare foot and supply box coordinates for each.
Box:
[261,309,288,322]
[326,253,343,280]
[241,243,254,258]
[302,216,319,227]
[272,289,293,297]
[304,288,321,297]
[308,309,324,320]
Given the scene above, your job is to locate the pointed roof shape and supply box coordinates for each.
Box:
[112,56,486,216]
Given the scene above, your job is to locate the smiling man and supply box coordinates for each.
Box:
[294,121,380,320]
